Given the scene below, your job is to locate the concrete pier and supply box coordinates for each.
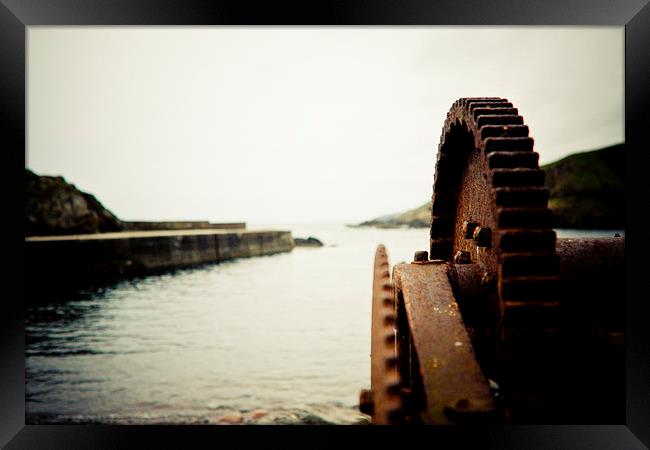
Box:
[25,229,294,302]
[123,221,246,231]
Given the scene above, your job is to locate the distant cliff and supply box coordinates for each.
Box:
[542,144,624,229]
[355,202,431,229]
[25,169,124,236]
[355,143,625,229]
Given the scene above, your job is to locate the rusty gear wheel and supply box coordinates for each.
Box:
[362,97,624,424]
[430,97,562,421]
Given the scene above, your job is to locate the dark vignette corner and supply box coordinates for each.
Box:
[625,0,650,448]
[0,0,26,448]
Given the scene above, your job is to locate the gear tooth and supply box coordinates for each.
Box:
[488,152,539,169]
[494,186,549,206]
[480,125,529,140]
[500,276,561,301]
[429,238,453,260]
[501,301,563,335]
[472,107,519,121]
[500,253,559,276]
[430,216,455,236]
[498,229,556,252]
[431,192,456,215]
[383,313,396,327]
[382,296,395,308]
[497,207,554,228]
[484,137,534,153]
[477,114,524,127]
[492,168,545,187]
[470,101,514,114]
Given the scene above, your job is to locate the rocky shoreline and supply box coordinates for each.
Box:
[293,236,324,247]
[26,406,369,425]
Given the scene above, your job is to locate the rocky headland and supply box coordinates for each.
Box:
[25,169,124,236]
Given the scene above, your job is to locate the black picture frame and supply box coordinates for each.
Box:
[2,1,648,448]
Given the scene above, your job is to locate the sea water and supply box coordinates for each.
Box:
[25,224,623,424]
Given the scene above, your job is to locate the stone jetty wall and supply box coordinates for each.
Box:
[123,221,246,231]
[25,229,294,302]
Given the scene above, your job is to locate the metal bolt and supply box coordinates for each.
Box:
[413,250,428,262]
[463,221,479,239]
[453,250,471,264]
[359,389,374,415]
[480,271,497,291]
[473,226,492,248]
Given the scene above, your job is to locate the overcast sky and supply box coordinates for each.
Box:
[27,27,623,224]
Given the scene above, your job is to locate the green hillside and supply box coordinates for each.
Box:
[356,143,625,229]
[542,143,624,228]
[355,201,431,228]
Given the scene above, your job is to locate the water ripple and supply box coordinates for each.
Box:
[26,225,616,424]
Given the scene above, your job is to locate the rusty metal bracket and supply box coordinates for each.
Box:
[392,262,497,424]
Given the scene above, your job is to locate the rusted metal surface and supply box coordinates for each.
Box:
[556,237,624,284]
[392,262,496,424]
[556,237,625,346]
[413,250,429,262]
[556,236,625,423]
[367,244,403,424]
[365,97,625,424]
[448,263,487,300]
